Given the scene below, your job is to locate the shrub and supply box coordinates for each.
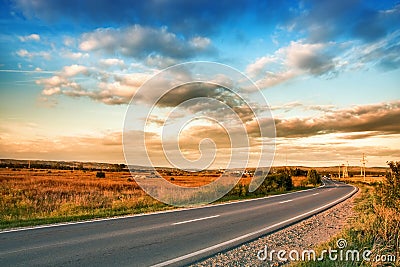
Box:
[254,173,293,195]
[307,169,321,186]
[378,161,400,210]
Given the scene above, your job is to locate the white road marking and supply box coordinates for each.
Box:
[0,182,325,234]
[279,199,293,204]
[151,185,357,267]
[312,193,319,196]
[172,215,220,225]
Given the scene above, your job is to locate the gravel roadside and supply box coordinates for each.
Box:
[192,190,359,267]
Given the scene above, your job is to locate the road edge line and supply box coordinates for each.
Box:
[151,184,357,267]
[0,182,326,234]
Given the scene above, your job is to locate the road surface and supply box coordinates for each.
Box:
[0,179,356,266]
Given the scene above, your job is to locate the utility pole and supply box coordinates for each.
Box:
[338,165,341,179]
[342,163,348,178]
[360,153,367,182]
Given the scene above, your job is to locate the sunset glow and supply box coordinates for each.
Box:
[1,1,399,167]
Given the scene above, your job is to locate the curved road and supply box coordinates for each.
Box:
[0,179,356,266]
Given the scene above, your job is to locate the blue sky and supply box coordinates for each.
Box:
[0,0,399,167]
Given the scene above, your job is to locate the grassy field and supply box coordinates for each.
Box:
[338,175,385,184]
[0,168,315,229]
[0,169,169,229]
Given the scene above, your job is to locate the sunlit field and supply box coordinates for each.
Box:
[0,167,326,229]
[338,175,385,184]
[0,168,167,229]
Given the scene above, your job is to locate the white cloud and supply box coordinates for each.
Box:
[62,64,88,77]
[42,87,61,96]
[189,36,211,50]
[99,58,126,68]
[16,49,51,60]
[62,51,89,60]
[16,49,29,57]
[63,36,75,47]
[36,75,66,89]
[246,56,277,78]
[36,64,151,105]
[254,70,298,89]
[36,65,87,97]
[144,54,177,68]
[19,34,40,42]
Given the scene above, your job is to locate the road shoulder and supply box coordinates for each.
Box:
[192,188,359,266]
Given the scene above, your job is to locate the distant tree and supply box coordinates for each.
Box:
[307,169,321,186]
[277,167,290,175]
[96,171,106,178]
[120,164,126,170]
[291,168,307,176]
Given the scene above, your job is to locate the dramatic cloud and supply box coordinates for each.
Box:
[11,0,276,36]
[275,101,400,138]
[289,1,400,43]
[4,0,399,167]
[247,41,338,89]
[244,2,400,89]
[283,42,336,75]
[78,25,215,61]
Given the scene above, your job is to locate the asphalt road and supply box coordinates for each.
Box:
[0,179,356,267]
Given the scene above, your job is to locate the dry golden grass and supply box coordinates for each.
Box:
[162,174,219,187]
[291,176,308,187]
[0,168,166,228]
[0,168,316,229]
[338,175,385,184]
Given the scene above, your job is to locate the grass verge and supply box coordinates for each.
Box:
[292,162,400,267]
